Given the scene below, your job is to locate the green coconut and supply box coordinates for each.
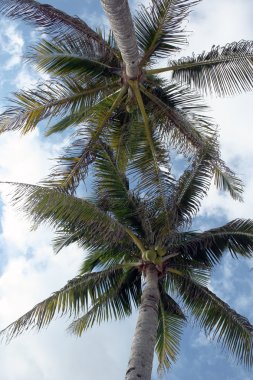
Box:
[145,249,157,262]
[156,247,166,257]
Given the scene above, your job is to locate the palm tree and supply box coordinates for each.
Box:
[1,143,253,379]
[0,0,252,195]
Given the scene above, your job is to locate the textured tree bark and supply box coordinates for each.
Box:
[100,0,140,78]
[125,265,160,380]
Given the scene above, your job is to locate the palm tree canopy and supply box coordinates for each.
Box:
[0,0,252,196]
[1,143,253,372]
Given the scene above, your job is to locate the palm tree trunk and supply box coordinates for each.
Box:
[125,265,160,380]
[100,0,140,79]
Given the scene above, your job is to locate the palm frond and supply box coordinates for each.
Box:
[140,83,214,155]
[94,141,151,234]
[156,290,186,372]
[169,40,253,96]
[0,78,118,135]
[129,80,174,232]
[135,0,200,64]
[0,0,109,52]
[177,275,253,367]
[5,182,130,251]
[140,82,243,202]
[0,267,127,342]
[45,110,89,137]
[28,37,120,78]
[42,88,127,193]
[68,268,141,336]
[79,247,139,272]
[42,127,96,192]
[170,145,215,227]
[214,161,243,201]
[173,219,253,265]
[108,111,138,173]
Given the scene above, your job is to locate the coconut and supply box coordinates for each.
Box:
[145,249,157,262]
[156,247,166,257]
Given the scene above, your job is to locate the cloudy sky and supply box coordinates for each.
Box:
[0,0,253,379]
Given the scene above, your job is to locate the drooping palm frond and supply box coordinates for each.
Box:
[129,131,175,241]
[129,80,174,232]
[156,290,186,372]
[68,267,141,336]
[135,0,200,65]
[27,36,120,79]
[140,81,243,203]
[149,41,253,96]
[42,88,127,193]
[94,142,153,237]
[107,111,140,173]
[169,146,214,227]
[173,219,253,265]
[5,182,131,251]
[140,83,215,155]
[0,0,109,52]
[168,142,242,228]
[42,127,96,193]
[166,258,212,289]
[176,274,253,368]
[0,266,130,342]
[213,161,243,201]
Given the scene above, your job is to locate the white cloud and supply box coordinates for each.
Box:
[12,65,38,90]
[191,331,211,348]
[0,19,24,70]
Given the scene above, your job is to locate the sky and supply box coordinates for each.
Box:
[0,0,253,379]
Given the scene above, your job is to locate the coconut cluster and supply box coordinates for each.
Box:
[143,247,166,264]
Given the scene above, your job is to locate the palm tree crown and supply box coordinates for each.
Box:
[1,142,253,375]
[0,0,251,197]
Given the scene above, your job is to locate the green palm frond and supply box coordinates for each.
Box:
[166,258,211,288]
[135,0,200,65]
[45,110,89,136]
[79,247,139,272]
[42,127,96,192]
[5,182,130,251]
[28,37,120,78]
[129,81,174,231]
[214,161,243,201]
[156,290,186,372]
[94,142,150,233]
[168,142,242,226]
[129,126,175,240]
[140,83,214,155]
[42,88,127,193]
[170,146,214,227]
[68,268,141,336]
[177,275,253,367]
[0,0,109,51]
[0,78,118,135]
[0,267,127,342]
[149,40,253,96]
[174,219,253,265]
[108,112,139,173]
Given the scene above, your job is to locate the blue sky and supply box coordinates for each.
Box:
[0,0,253,379]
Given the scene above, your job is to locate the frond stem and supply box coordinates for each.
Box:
[129,80,170,228]
[146,53,253,75]
[125,227,146,253]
